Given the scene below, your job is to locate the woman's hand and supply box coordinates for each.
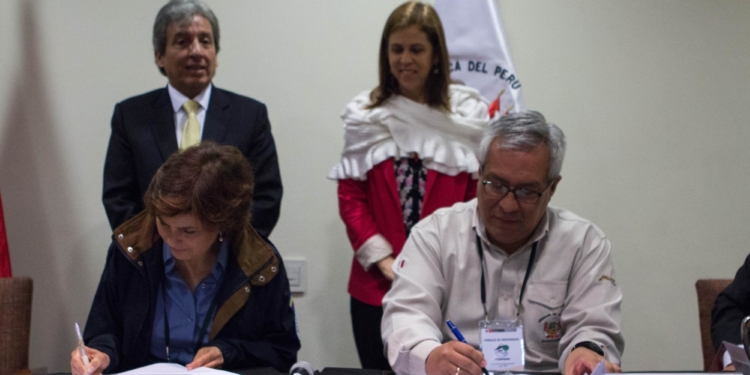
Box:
[187,346,224,370]
[564,347,620,375]
[377,256,396,281]
[70,346,109,375]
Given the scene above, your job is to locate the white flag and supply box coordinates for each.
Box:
[435,0,524,117]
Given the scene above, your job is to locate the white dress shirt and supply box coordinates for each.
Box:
[167,83,212,146]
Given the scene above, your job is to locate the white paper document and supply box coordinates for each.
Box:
[117,363,239,375]
[722,341,750,374]
[585,361,606,375]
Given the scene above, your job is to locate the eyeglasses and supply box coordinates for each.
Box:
[480,178,552,204]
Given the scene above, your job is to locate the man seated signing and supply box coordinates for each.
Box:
[381,111,624,375]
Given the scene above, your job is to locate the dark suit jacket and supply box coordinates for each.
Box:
[102,86,282,237]
[711,253,750,350]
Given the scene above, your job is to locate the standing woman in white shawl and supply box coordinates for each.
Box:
[328,2,489,370]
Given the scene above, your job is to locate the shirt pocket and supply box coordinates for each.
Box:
[523,281,568,347]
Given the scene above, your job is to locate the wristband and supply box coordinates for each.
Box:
[572,341,604,357]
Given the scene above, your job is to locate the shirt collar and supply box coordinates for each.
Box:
[167,83,213,114]
[162,235,229,279]
[474,204,550,256]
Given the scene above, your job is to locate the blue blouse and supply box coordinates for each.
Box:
[150,240,229,364]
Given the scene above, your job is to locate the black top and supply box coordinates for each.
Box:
[711,253,750,350]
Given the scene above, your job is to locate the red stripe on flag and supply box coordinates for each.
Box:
[0,193,12,277]
[488,97,500,118]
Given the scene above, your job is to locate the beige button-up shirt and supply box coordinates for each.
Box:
[382,199,623,375]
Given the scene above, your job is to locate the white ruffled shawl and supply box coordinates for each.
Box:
[328,84,489,181]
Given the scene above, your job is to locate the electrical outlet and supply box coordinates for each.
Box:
[285,259,306,294]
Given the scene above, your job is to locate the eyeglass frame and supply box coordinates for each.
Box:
[479,169,555,205]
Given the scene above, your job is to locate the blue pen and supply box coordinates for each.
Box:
[446,320,467,343]
[446,320,490,375]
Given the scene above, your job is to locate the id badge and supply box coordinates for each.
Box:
[479,319,525,371]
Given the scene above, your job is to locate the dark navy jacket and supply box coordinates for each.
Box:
[84,211,299,373]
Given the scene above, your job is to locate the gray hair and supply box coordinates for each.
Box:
[479,111,566,181]
[153,0,220,75]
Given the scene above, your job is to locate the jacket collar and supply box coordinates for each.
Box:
[151,88,178,162]
[112,210,278,284]
[202,86,230,144]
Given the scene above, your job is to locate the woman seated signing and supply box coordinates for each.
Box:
[71,142,300,375]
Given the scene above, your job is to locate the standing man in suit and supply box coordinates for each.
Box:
[103,0,282,237]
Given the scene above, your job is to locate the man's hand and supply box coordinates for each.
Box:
[187,346,224,370]
[378,256,395,281]
[724,364,736,372]
[425,341,486,375]
[70,346,110,375]
[564,347,620,375]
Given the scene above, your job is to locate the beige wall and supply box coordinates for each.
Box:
[0,0,748,372]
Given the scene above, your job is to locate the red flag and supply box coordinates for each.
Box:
[0,193,12,277]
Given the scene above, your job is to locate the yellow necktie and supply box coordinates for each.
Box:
[180,100,201,151]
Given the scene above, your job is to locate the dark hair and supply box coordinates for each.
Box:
[144,141,253,234]
[153,0,220,76]
[368,1,451,110]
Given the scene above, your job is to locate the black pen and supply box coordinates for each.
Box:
[446,320,490,375]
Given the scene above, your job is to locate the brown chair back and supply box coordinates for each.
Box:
[0,277,33,375]
[696,278,733,371]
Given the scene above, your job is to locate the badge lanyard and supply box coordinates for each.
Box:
[474,232,537,321]
[161,280,219,362]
